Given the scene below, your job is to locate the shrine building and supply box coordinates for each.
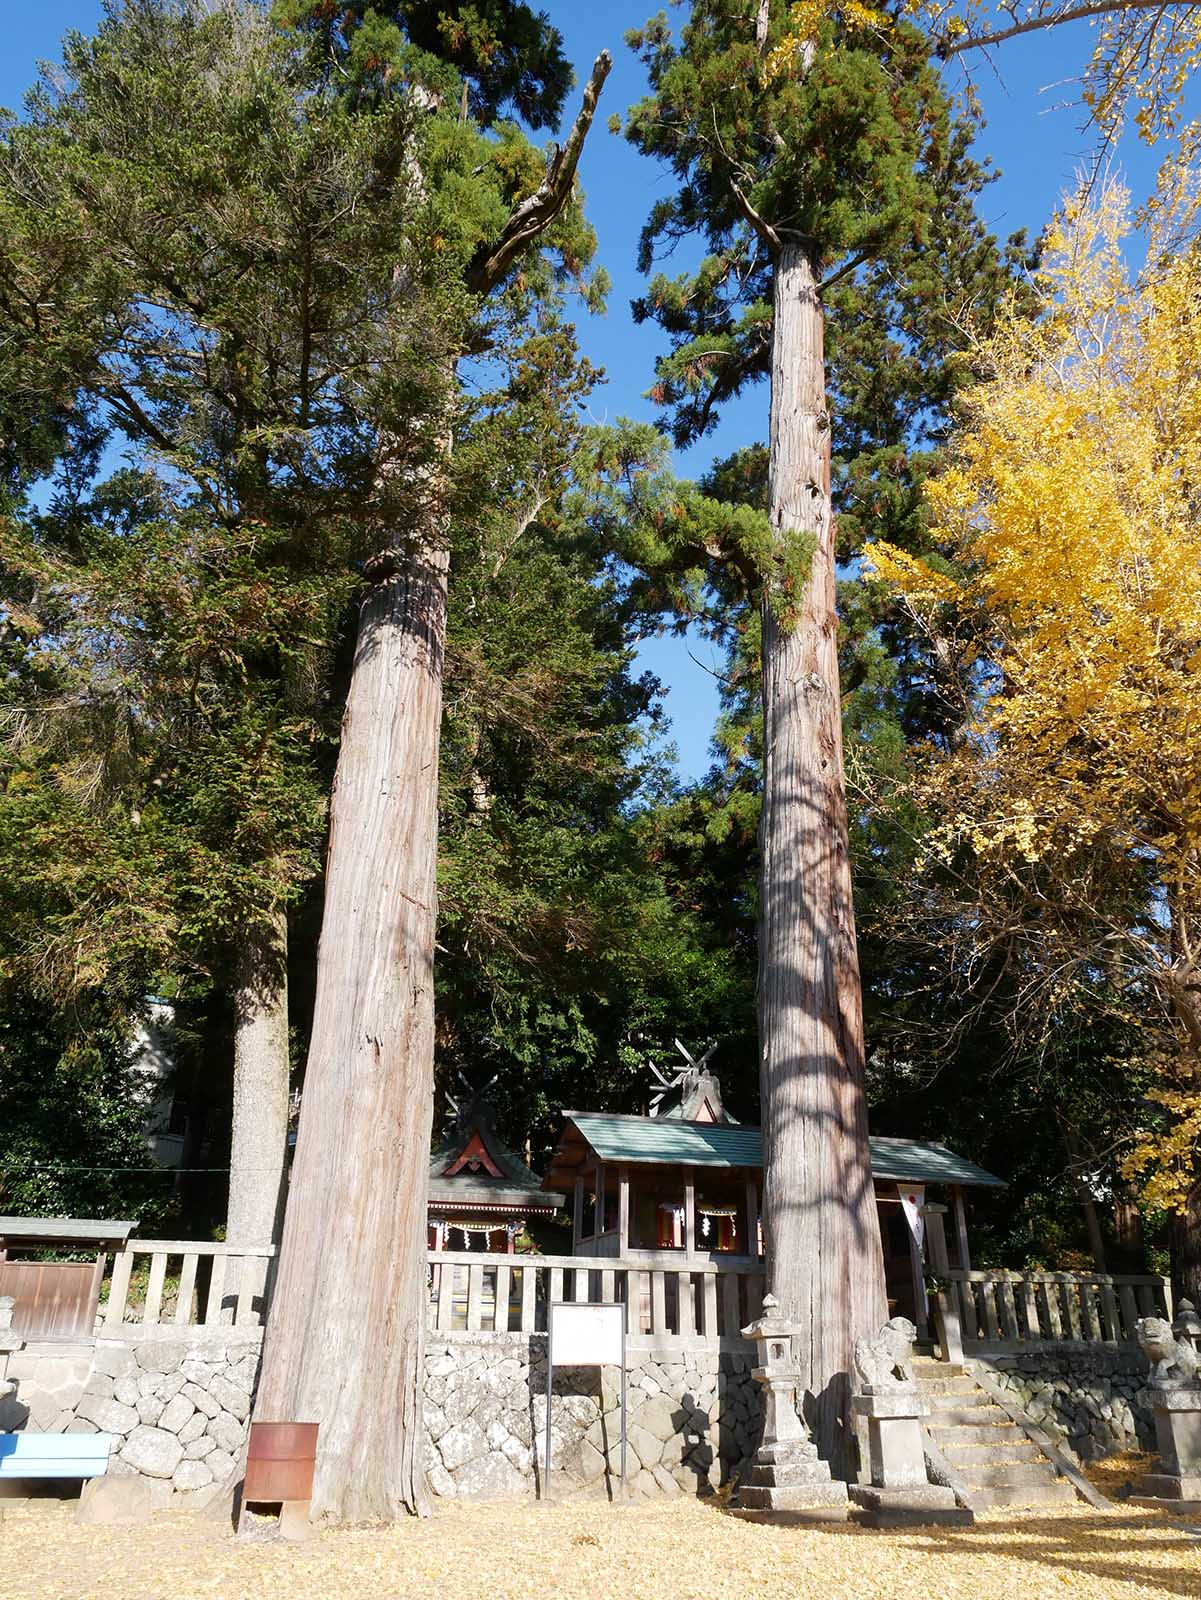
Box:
[427,1080,562,1254]
[541,1047,1005,1335]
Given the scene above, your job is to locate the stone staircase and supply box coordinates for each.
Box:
[913,1358,1079,1511]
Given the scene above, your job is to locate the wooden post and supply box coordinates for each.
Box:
[596,1162,606,1236]
[618,1168,630,1255]
[105,1247,134,1331]
[573,1175,584,1251]
[952,1186,972,1272]
[683,1172,696,1260]
[87,1253,106,1333]
[922,1204,962,1365]
[745,1177,760,1261]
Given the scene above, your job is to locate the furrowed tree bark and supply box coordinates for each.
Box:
[1165,977,1201,1306]
[1172,1178,1201,1307]
[250,55,608,1526]
[758,241,886,1474]
[252,537,447,1522]
[226,906,290,1248]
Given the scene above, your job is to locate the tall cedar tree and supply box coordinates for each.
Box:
[253,1,611,1520]
[0,1,457,1246]
[620,0,1012,1464]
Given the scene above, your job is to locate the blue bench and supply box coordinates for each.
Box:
[0,1432,114,1480]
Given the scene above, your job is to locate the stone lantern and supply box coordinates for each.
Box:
[736,1295,848,1521]
[1173,1300,1201,1359]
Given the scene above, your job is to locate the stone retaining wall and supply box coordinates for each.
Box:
[3,1329,763,1502]
[423,1335,761,1500]
[8,1330,1157,1501]
[1,1333,259,1502]
[972,1348,1155,1460]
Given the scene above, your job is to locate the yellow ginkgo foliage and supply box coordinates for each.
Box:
[905,1,1201,151]
[869,172,1201,1219]
[764,0,891,81]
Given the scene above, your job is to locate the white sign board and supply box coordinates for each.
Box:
[549,1301,624,1366]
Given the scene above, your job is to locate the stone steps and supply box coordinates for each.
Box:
[927,1420,1027,1445]
[939,1438,1044,1466]
[926,1403,1004,1426]
[916,1369,1082,1512]
[910,1368,983,1399]
[957,1459,1063,1488]
[969,1480,1078,1509]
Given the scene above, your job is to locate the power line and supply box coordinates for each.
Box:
[3,1163,234,1174]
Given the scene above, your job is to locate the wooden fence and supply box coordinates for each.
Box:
[65,1240,1172,1354]
[100,1241,276,1333]
[948,1268,1171,1351]
[0,1261,100,1341]
[426,1250,766,1343]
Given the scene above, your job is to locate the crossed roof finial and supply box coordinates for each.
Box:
[443,1070,499,1130]
[646,1039,717,1115]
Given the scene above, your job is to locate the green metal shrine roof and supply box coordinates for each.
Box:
[868,1136,1006,1189]
[558,1113,1005,1190]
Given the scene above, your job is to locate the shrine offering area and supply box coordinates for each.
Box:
[2,1494,1198,1600]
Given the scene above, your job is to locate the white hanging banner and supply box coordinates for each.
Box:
[898,1183,928,1316]
[899,1184,925,1249]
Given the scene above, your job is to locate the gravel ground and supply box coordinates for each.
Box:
[2,1495,1199,1600]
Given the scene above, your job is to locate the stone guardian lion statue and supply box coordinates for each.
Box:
[854,1316,918,1391]
[1137,1315,1200,1389]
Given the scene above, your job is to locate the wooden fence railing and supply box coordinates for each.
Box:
[86,1242,1171,1351]
[426,1250,766,1343]
[101,1241,276,1333]
[947,1268,1171,1350]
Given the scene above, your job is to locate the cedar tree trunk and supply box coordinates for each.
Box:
[1165,980,1201,1306]
[253,540,447,1521]
[247,50,607,1525]
[226,904,290,1247]
[758,241,886,1472]
[1172,1178,1201,1308]
[1058,1118,1107,1273]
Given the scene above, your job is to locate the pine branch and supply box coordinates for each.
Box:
[466,51,612,295]
[730,179,782,253]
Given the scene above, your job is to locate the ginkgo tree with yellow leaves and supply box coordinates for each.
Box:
[870,174,1201,1297]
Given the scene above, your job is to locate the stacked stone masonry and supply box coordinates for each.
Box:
[974,1349,1156,1461]
[3,1329,760,1502]
[1,1330,1161,1502]
[1,1334,259,1502]
[423,1335,761,1500]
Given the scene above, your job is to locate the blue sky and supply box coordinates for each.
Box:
[1,4,1177,780]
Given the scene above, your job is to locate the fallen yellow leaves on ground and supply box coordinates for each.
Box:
[2,1495,1200,1600]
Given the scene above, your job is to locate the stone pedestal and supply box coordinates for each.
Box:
[736,1296,848,1523]
[849,1389,969,1528]
[738,1436,851,1520]
[1137,1387,1201,1505]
